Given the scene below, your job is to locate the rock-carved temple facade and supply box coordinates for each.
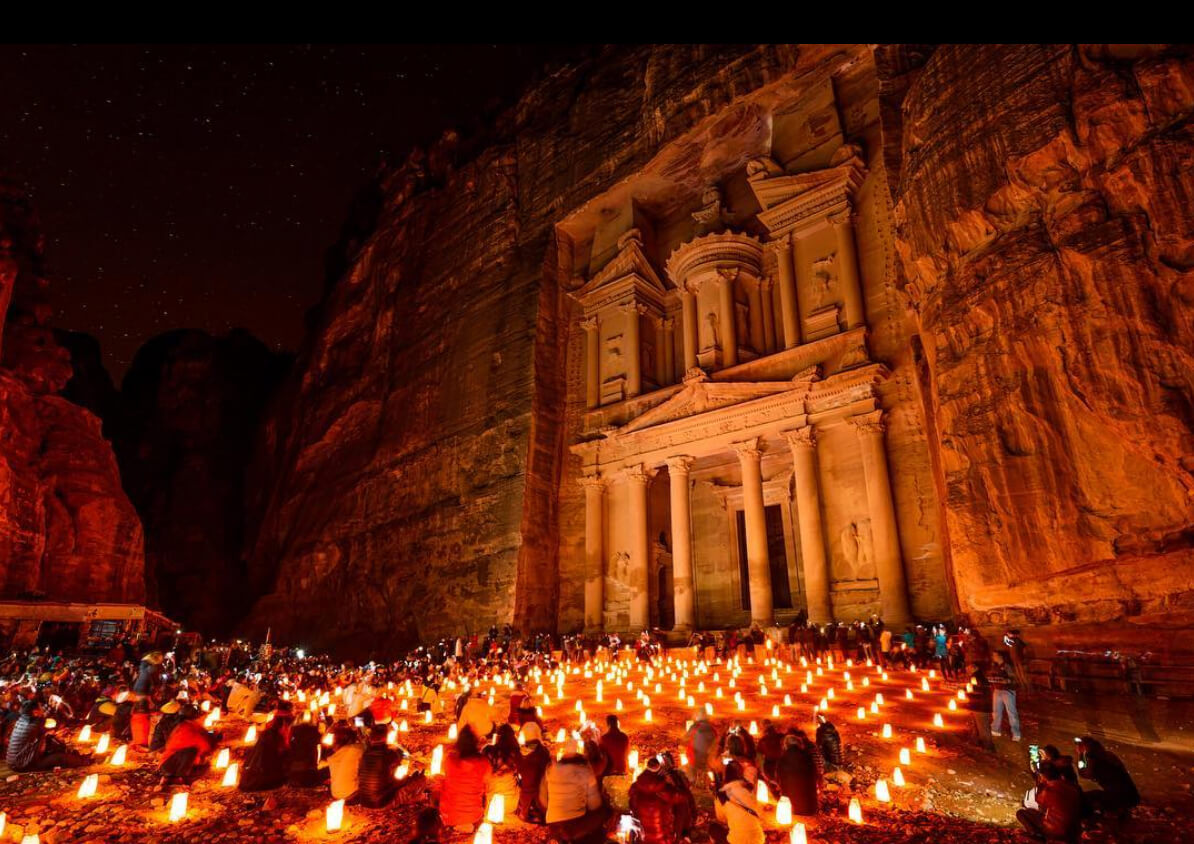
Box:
[568,145,925,634]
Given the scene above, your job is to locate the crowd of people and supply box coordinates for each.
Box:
[0,620,1141,843]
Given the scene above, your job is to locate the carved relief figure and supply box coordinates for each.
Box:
[705,311,720,349]
[610,550,630,584]
[812,253,838,310]
[839,520,873,580]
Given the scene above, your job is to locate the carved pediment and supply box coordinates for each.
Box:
[575,228,667,301]
[619,378,798,434]
[748,158,867,237]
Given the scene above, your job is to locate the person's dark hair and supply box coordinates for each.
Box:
[413,805,441,835]
[723,759,746,784]
[491,724,519,765]
[1042,744,1060,760]
[606,714,619,729]
[333,724,359,749]
[369,723,389,741]
[20,699,38,716]
[455,725,481,758]
[1040,764,1060,781]
[726,732,747,758]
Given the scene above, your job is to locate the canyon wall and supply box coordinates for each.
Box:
[881,45,1194,646]
[0,182,145,605]
[243,45,905,657]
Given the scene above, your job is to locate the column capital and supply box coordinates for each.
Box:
[578,472,607,491]
[828,206,857,227]
[783,426,817,451]
[623,463,657,485]
[730,437,762,462]
[580,316,598,333]
[665,455,695,475]
[620,301,649,316]
[849,410,886,437]
[764,237,792,256]
[759,276,775,293]
[660,315,676,331]
[716,266,740,284]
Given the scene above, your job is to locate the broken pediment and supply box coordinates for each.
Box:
[574,228,668,302]
[747,156,867,238]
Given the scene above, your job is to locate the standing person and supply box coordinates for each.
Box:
[934,627,951,679]
[878,626,893,669]
[439,726,491,833]
[1004,630,1032,690]
[988,652,1022,741]
[814,714,842,771]
[775,733,819,816]
[965,664,996,752]
[684,710,718,782]
[599,714,629,776]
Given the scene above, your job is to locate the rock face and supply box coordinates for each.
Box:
[112,329,290,634]
[0,182,145,604]
[880,45,1194,633]
[244,45,950,656]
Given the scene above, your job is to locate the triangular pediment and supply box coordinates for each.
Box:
[620,376,808,434]
[575,229,667,301]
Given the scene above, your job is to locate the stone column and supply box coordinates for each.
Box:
[580,473,607,632]
[784,428,833,623]
[831,210,865,330]
[732,438,773,627]
[770,237,801,348]
[662,316,676,384]
[680,289,698,372]
[582,317,599,409]
[666,455,696,632]
[718,269,738,368]
[654,316,668,387]
[625,463,655,632]
[759,278,776,355]
[851,411,912,626]
[623,302,644,397]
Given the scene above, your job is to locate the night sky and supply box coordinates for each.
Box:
[1,44,573,376]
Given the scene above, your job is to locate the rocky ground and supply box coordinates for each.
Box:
[1,654,1191,843]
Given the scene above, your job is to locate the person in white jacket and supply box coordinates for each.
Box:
[539,753,610,842]
[714,761,765,844]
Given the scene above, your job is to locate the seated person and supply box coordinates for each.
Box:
[539,751,610,844]
[6,700,89,772]
[323,724,364,801]
[286,721,327,788]
[159,705,218,785]
[1016,765,1082,842]
[1075,736,1140,817]
[239,712,292,792]
[440,726,492,832]
[356,723,402,808]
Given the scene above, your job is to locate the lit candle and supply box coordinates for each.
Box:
[95,733,110,755]
[169,791,188,822]
[893,766,906,787]
[756,779,770,804]
[222,762,239,787]
[77,724,92,743]
[899,747,912,765]
[848,796,863,824]
[326,798,344,832]
[486,793,505,823]
[430,744,444,775]
[474,822,494,844]
[448,724,459,740]
[395,761,410,780]
[110,744,127,766]
[243,725,257,745]
[791,822,808,844]
[876,778,891,802]
[775,796,792,825]
[77,773,99,798]
[882,723,892,739]
[916,737,927,754]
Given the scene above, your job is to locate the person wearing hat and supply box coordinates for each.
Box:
[516,721,551,823]
[150,700,186,752]
[159,704,218,785]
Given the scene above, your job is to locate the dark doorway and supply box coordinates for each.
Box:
[658,566,674,629]
[737,505,793,611]
[36,621,82,653]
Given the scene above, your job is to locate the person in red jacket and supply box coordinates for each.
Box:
[599,715,629,777]
[438,726,492,833]
[1017,765,1083,842]
[158,705,218,785]
[629,755,690,844]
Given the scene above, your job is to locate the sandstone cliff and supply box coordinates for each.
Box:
[881,44,1194,639]
[0,182,145,605]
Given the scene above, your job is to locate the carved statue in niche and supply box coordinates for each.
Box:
[609,551,630,585]
[839,520,873,580]
[692,185,729,234]
[812,253,838,310]
[604,336,623,372]
[705,311,720,349]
